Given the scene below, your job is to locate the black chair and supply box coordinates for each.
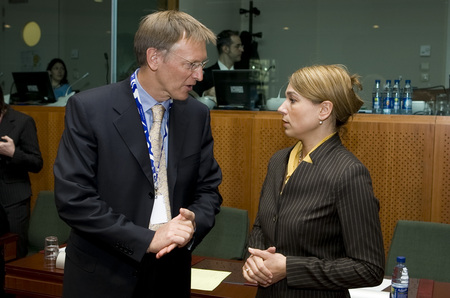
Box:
[386,220,450,282]
[193,206,249,260]
[27,191,71,255]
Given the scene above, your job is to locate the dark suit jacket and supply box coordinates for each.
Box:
[193,62,219,96]
[248,134,385,298]
[54,78,222,297]
[0,108,43,207]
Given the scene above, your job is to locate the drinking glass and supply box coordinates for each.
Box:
[44,236,59,268]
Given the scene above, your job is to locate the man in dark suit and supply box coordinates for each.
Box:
[0,86,43,258]
[53,11,222,298]
[193,30,244,97]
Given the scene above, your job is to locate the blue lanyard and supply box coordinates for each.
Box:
[130,70,171,189]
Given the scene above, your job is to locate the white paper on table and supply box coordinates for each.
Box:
[191,268,231,291]
[349,278,391,298]
[349,289,389,298]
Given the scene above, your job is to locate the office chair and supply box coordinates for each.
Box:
[27,191,71,255]
[193,206,249,260]
[386,220,450,282]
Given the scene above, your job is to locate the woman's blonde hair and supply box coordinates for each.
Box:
[289,64,364,128]
[134,10,216,66]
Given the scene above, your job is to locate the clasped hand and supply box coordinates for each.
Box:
[242,247,287,287]
[0,136,15,157]
[148,208,195,259]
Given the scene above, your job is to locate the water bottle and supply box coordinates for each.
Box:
[382,80,392,114]
[391,256,409,298]
[392,80,401,114]
[372,80,382,114]
[402,80,413,115]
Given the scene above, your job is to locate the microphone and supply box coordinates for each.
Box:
[65,72,90,97]
[104,52,109,84]
[266,81,288,111]
[276,80,288,98]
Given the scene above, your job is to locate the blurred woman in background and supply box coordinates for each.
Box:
[47,58,72,98]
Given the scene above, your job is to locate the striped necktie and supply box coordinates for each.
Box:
[148,104,171,231]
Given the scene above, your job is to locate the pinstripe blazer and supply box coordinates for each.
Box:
[0,108,43,207]
[248,134,385,298]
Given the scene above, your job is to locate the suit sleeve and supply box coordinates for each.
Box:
[183,108,223,248]
[8,115,43,173]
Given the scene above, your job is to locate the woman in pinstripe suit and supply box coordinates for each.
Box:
[243,65,385,297]
[0,86,43,258]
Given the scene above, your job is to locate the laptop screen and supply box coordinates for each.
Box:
[212,69,260,109]
[11,72,56,104]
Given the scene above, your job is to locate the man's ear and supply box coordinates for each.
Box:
[146,48,160,70]
[319,100,333,121]
[222,44,230,54]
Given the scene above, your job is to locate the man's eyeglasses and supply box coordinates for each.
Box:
[170,52,209,72]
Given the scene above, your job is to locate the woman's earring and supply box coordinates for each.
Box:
[319,120,323,125]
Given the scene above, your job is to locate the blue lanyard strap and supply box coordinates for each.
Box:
[130,70,171,188]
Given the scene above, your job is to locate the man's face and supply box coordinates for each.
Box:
[156,38,207,101]
[227,35,244,63]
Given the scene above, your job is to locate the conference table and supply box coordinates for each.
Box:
[4,252,450,297]
[4,253,257,298]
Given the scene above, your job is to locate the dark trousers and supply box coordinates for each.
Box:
[4,199,30,258]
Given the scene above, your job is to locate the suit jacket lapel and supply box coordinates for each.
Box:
[112,87,154,190]
[0,110,15,136]
[308,133,341,164]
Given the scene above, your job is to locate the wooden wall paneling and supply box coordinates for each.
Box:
[342,114,435,255]
[13,106,65,211]
[12,106,450,258]
[250,112,297,225]
[432,116,450,224]
[210,111,255,213]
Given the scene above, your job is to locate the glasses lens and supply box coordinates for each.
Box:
[191,63,200,71]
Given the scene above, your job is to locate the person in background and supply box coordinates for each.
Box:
[193,29,244,97]
[0,85,43,258]
[46,58,72,98]
[242,64,385,297]
[53,10,222,298]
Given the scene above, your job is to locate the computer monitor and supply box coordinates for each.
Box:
[212,69,260,110]
[11,72,56,104]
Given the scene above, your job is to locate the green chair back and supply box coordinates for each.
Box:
[386,220,450,282]
[193,206,249,260]
[27,191,71,255]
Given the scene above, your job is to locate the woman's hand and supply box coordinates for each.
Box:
[242,247,287,287]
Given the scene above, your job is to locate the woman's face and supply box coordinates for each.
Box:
[278,83,322,140]
[49,62,66,84]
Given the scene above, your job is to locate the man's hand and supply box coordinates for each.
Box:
[0,136,15,157]
[147,208,195,258]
